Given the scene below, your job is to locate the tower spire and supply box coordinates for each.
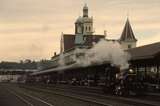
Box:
[83,3,88,17]
[75,3,93,35]
[120,18,137,49]
[127,11,129,19]
[120,18,137,41]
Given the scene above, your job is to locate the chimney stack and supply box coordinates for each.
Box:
[54,52,57,56]
[104,30,107,38]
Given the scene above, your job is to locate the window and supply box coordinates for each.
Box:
[146,66,158,84]
[86,26,87,31]
[128,44,132,49]
[138,67,145,75]
[89,27,91,31]
[83,36,86,41]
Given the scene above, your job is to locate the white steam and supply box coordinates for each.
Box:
[74,39,130,70]
[58,39,130,70]
[58,53,65,66]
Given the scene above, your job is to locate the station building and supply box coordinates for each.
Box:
[33,4,160,90]
[37,4,138,70]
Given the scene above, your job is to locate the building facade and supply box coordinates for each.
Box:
[39,4,138,71]
[60,4,137,53]
[32,5,160,91]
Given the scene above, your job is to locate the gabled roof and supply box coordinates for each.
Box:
[120,18,137,42]
[127,42,160,60]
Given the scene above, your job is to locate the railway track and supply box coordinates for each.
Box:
[1,84,54,106]
[8,90,54,106]
[18,85,113,106]
[18,84,160,106]
[2,83,112,106]
[34,84,160,102]
[44,84,160,103]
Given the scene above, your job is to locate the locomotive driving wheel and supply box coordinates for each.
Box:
[115,85,123,96]
[114,85,129,96]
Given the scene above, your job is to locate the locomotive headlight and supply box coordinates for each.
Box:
[129,69,134,73]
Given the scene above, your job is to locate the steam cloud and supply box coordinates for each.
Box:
[58,54,65,66]
[58,39,130,70]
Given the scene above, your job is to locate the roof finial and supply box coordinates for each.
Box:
[83,1,88,17]
[84,0,87,5]
[127,11,130,21]
[85,2,87,6]
[103,24,107,37]
[127,12,129,18]
[83,2,88,9]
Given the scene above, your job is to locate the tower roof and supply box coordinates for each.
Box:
[120,18,137,42]
[83,3,88,17]
[83,3,88,10]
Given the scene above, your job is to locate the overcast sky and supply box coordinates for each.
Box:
[0,0,160,61]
